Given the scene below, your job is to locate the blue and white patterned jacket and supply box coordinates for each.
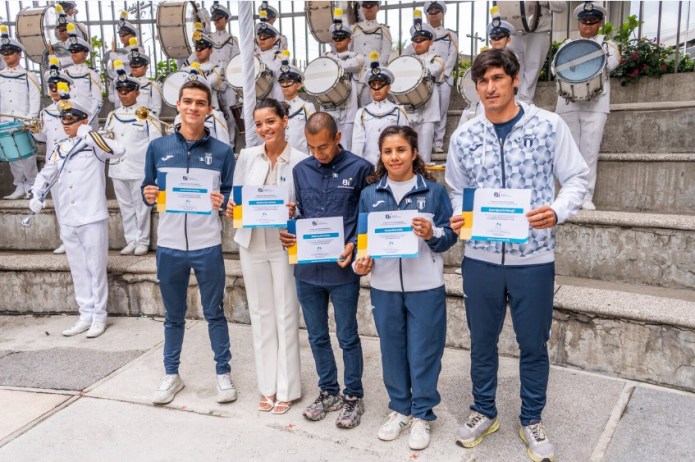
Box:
[445,101,588,266]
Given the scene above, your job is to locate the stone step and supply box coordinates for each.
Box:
[429,153,695,215]
[1,252,694,392]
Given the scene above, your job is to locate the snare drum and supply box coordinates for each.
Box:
[225,55,273,99]
[162,71,191,107]
[552,39,606,103]
[494,1,540,33]
[457,68,479,108]
[306,1,358,44]
[388,56,433,110]
[0,121,37,162]
[157,1,205,59]
[303,57,351,107]
[16,6,59,64]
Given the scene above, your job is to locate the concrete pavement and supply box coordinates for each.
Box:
[0,315,693,461]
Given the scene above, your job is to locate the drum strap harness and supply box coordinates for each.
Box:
[355,24,385,37]
[0,71,31,92]
[288,105,309,120]
[361,106,400,123]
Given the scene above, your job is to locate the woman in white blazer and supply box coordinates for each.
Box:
[227,98,308,414]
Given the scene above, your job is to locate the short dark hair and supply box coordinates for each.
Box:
[255,98,289,119]
[368,125,434,184]
[305,112,338,139]
[178,79,211,105]
[470,48,520,84]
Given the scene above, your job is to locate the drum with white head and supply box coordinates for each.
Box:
[456,68,479,108]
[388,55,433,110]
[306,1,358,44]
[162,71,190,107]
[15,6,60,63]
[494,1,540,33]
[552,39,606,103]
[225,54,273,99]
[303,56,351,107]
[156,1,208,59]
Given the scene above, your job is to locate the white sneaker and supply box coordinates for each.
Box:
[4,188,25,200]
[216,373,238,403]
[53,244,66,254]
[62,320,91,337]
[86,321,107,338]
[408,418,431,450]
[377,411,412,441]
[153,374,184,405]
[120,241,136,255]
[133,244,149,256]
[581,200,596,210]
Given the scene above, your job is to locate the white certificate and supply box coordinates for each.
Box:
[470,188,533,243]
[295,216,345,264]
[367,210,419,259]
[242,185,289,228]
[165,171,214,215]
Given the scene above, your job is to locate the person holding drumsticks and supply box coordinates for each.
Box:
[555,2,620,211]
[354,125,456,450]
[446,48,588,461]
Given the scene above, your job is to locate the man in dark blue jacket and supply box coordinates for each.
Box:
[280,112,373,429]
[141,79,237,407]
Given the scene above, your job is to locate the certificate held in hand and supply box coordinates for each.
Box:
[461,188,532,244]
[288,216,345,264]
[165,171,215,215]
[232,185,289,228]
[357,210,419,259]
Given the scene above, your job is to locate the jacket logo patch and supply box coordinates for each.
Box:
[523,136,534,149]
[161,155,174,161]
[417,197,426,210]
[204,153,213,165]
[342,177,352,187]
[372,200,385,208]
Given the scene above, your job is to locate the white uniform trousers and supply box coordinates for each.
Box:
[560,111,607,202]
[508,32,551,104]
[326,107,354,152]
[412,119,435,163]
[434,81,453,150]
[112,178,151,246]
[60,218,109,324]
[9,154,38,193]
[239,228,301,402]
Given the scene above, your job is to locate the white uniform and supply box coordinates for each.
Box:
[0,65,41,194]
[285,96,316,155]
[31,126,125,325]
[254,34,288,54]
[257,48,284,102]
[210,30,240,147]
[352,100,409,165]
[34,102,65,217]
[404,52,443,163]
[351,20,392,106]
[322,50,364,151]
[134,76,163,117]
[183,62,225,110]
[65,63,103,125]
[509,1,567,103]
[173,109,230,145]
[104,105,163,247]
[556,35,620,204]
[53,40,73,68]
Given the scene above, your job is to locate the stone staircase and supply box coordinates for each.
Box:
[1,73,694,392]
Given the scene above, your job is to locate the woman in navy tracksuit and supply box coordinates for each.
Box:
[354,125,457,450]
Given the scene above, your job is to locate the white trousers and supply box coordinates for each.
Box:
[508,32,551,104]
[112,178,151,246]
[9,154,38,192]
[239,228,301,402]
[434,81,453,149]
[413,120,435,163]
[339,122,354,152]
[60,218,109,323]
[560,111,608,202]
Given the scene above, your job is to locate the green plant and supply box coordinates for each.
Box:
[85,36,109,96]
[156,59,178,84]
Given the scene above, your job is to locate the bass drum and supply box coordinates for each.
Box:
[225,54,273,99]
[157,1,207,59]
[162,71,191,107]
[456,68,479,108]
[494,1,540,33]
[388,56,433,110]
[15,6,59,64]
[306,1,358,44]
[552,39,606,103]
[303,57,351,107]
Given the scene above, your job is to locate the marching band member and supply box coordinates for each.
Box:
[509,1,567,103]
[64,23,103,129]
[57,2,90,51]
[487,9,517,50]
[352,52,409,165]
[322,9,363,151]
[184,23,226,112]
[555,1,619,210]
[127,38,163,117]
[258,1,288,52]
[117,11,139,47]
[0,26,41,200]
[29,82,125,339]
[36,57,74,254]
[351,1,392,106]
[403,2,457,155]
[107,11,139,107]
[277,50,316,155]
[173,64,230,145]
[52,5,74,68]
[403,11,443,164]
[255,11,285,102]
[104,62,163,257]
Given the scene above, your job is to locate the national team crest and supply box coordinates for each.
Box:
[204,152,213,165]
[417,197,426,210]
[523,136,534,149]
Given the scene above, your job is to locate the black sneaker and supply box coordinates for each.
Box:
[335,395,364,429]
[302,391,343,421]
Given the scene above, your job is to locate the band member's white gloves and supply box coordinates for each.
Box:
[29,197,44,214]
[77,124,93,138]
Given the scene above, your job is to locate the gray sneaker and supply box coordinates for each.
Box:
[519,421,556,462]
[335,395,364,429]
[303,391,343,421]
[455,411,500,448]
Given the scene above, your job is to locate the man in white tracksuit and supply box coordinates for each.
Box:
[508,1,567,103]
[350,1,392,106]
[0,26,41,200]
[555,2,619,210]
